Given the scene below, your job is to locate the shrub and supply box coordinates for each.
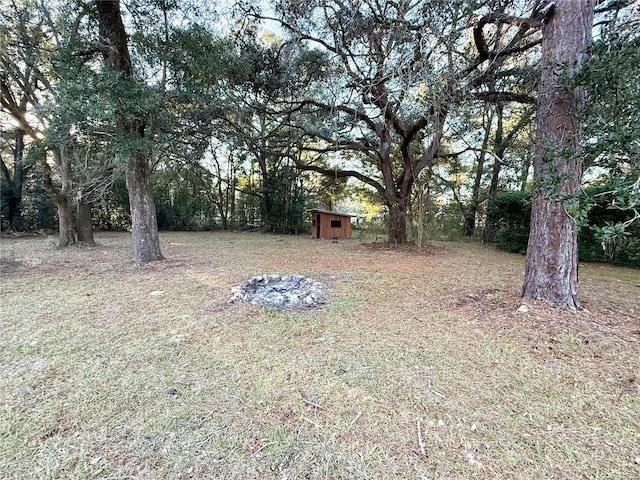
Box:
[485,189,639,267]
[484,191,531,254]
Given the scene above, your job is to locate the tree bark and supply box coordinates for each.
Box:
[41,147,76,247]
[95,0,163,263]
[77,201,95,244]
[522,0,595,308]
[388,196,409,244]
[127,153,163,262]
[56,195,76,247]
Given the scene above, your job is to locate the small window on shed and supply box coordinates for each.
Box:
[330,219,342,228]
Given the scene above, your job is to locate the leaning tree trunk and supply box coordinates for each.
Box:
[521,0,595,308]
[95,0,163,263]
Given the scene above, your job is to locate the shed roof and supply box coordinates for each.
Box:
[307,209,355,217]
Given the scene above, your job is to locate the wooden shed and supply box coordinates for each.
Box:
[309,209,353,239]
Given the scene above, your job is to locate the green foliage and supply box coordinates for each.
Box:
[154,169,219,231]
[164,24,234,94]
[576,29,640,168]
[578,185,640,267]
[421,201,467,242]
[485,191,532,254]
[574,22,640,241]
[92,177,131,231]
[259,164,307,234]
[488,189,640,267]
[1,170,56,231]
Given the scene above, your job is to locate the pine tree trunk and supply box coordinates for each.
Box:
[521,0,595,308]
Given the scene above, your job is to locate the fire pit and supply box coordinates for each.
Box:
[229,274,328,310]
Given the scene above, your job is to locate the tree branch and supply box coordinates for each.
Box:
[299,99,381,135]
[474,91,537,105]
[474,13,543,59]
[296,162,385,196]
[72,44,112,57]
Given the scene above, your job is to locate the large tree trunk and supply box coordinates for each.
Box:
[95,0,163,263]
[43,147,76,247]
[57,195,76,248]
[388,196,409,244]
[127,153,163,263]
[522,0,595,308]
[77,201,95,244]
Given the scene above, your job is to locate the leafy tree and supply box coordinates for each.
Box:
[2,1,119,245]
[183,25,318,233]
[486,190,532,253]
[0,1,51,233]
[208,147,241,230]
[0,130,32,231]
[486,188,640,267]
[263,0,541,243]
[92,0,164,263]
[480,102,534,241]
[153,161,219,231]
[575,4,640,248]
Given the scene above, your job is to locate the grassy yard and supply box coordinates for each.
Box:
[1,231,638,479]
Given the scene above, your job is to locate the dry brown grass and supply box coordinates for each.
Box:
[1,231,639,479]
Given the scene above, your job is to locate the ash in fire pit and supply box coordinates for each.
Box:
[229,274,328,310]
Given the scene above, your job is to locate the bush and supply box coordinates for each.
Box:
[485,189,639,267]
[578,186,640,267]
[485,191,531,254]
[1,170,57,231]
[92,177,131,231]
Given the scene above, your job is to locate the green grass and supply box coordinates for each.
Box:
[1,231,638,479]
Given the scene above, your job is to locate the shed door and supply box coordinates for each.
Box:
[316,214,321,238]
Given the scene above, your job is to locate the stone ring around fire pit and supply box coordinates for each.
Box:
[229,274,328,310]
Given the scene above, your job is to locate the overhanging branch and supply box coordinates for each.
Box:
[474,13,543,59]
[474,91,537,105]
[296,162,385,196]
